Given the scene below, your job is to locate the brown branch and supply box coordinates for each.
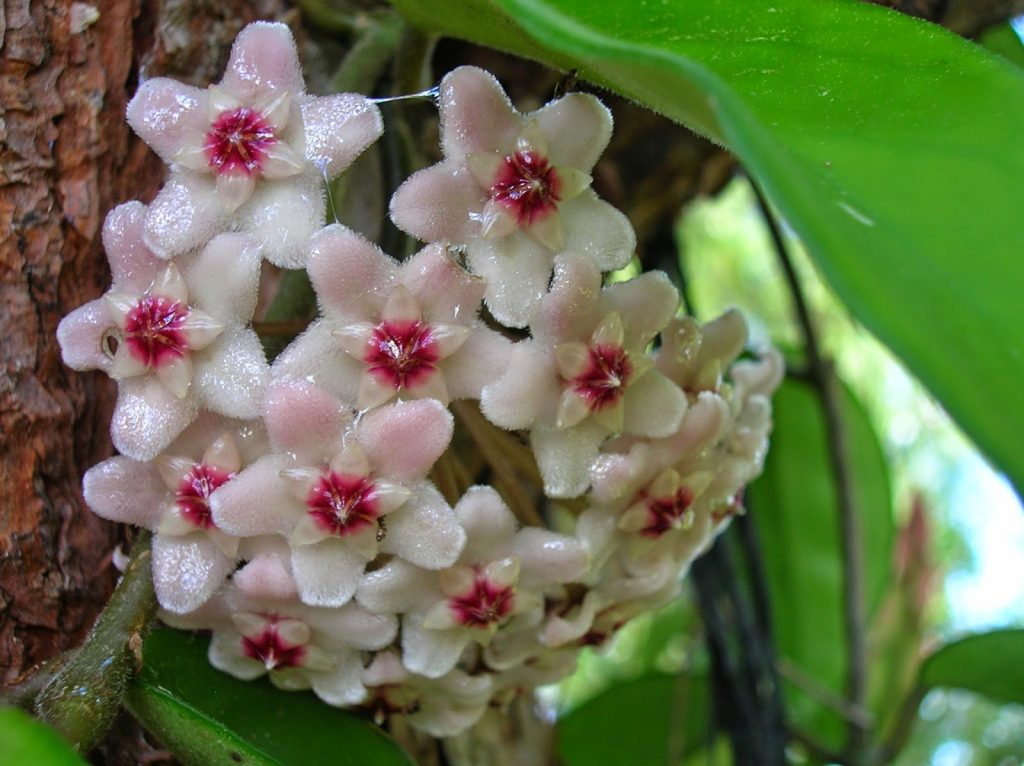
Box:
[452,401,545,527]
[751,180,871,763]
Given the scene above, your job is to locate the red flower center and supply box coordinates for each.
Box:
[364,320,440,390]
[306,472,379,537]
[241,619,306,669]
[569,344,633,412]
[204,107,277,176]
[639,487,696,539]
[490,151,562,225]
[124,295,190,368]
[175,463,233,529]
[448,570,516,629]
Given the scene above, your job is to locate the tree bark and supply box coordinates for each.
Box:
[0,0,285,691]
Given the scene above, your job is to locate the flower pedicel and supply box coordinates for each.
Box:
[58,22,782,738]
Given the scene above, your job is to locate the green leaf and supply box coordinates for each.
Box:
[125,629,413,766]
[747,378,893,747]
[920,628,1024,706]
[392,0,1024,494]
[0,708,87,766]
[557,674,710,766]
[979,23,1024,69]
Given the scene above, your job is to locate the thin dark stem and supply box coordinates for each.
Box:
[691,534,787,766]
[751,178,870,762]
[876,687,926,764]
[734,512,771,638]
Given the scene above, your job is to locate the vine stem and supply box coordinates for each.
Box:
[751,179,870,762]
[33,532,157,752]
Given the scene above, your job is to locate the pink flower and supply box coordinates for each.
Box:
[481,254,687,497]
[82,413,267,613]
[168,553,397,705]
[272,225,510,409]
[210,380,465,607]
[126,22,383,267]
[57,203,268,461]
[357,486,589,678]
[360,651,493,737]
[390,67,635,327]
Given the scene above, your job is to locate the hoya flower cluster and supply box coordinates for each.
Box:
[58,23,782,738]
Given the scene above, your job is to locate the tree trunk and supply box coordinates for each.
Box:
[0,0,285,692]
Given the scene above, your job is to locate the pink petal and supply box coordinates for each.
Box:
[183,233,261,324]
[532,93,613,172]
[165,411,266,467]
[401,244,485,324]
[465,235,553,329]
[264,379,349,462]
[623,371,687,438]
[210,455,297,536]
[561,192,636,272]
[143,171,224,260]
[534,254,602,342]
[103,202,164,290]
[193,329,269,420]
[232,552,299,601]
[301,93,383,179]
[57,300,114,373]
[357,559,439,614]
[219,22,304,101]
[152,533,234,614]
[453,486,517,562]
[378,482,465,570]
[507,528,589,588]
[439,67,521,161]
[588,448,649,506]
[83,456,165,529]
[480,342,558,430]
[111,377,199,461]
[357,400,453,482]
[126,78,206,164]
[410,696,489,738]
[291,539,367,607]
[209,630,266,681]
[271,320,365,403]
[160,591,234,632]
[699,309,749,368]
[307,224,395,321]
[733,348,785,400]
[401,613,470,679]
[440,325,513,402]
[656,391,731,461]
[542,591,602,647]
[601,270,680,348]
[311,652,367,706]
[241,173,326,269]
[482,626,543,671]
[530,421,607,499]
[389,164,485,244]
[313,602,398,651]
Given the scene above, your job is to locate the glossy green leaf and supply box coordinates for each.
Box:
[557,674,710,766]
[920,628,1024,706]
[393,0,1024,495]
[979,23,1024,69]
[747,379,893,747]
[0,707,86,766]
[125,630,412,766]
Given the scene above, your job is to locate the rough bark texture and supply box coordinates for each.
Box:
[0,0,285,691]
